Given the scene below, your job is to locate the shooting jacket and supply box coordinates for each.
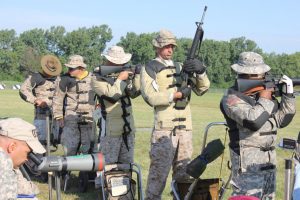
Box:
[220,87,296,172]
[52,72,94,123]
[91,72,140,137]
[19,72,59,119]
[140,57,210,131]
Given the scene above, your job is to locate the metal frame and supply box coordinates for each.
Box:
[171,122,229,200]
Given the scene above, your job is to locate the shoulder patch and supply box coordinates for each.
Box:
[226,95,241,106]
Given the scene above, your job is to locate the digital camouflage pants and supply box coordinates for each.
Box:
[145,129,193,200]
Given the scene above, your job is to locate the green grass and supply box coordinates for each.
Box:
[1,90,300,199]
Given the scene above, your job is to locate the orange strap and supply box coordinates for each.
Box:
[243,86,265,96]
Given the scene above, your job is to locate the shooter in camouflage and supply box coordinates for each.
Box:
[92,46,140,165]
[140,29,210,200]
[19,55,62,145]
[220,52,296,199]
[52,55,94,156]
[0,118,46,199]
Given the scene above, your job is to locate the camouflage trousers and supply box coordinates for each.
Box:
[34,119,59,143]
[61,121,92,156]
[230,149,276,199]
[99,133,135,164]
[95,134,135,189]
[145,129,193,200]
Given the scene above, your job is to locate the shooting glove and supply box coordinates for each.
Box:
[183,58,206,74]
[135,64,142,75]
[179,85,191,99]
[280,75,293,94]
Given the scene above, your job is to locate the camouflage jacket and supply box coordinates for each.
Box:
[91,73,140,136]
[220,88,296,172]
[19,73,59,119]
[52,72,94,123]
[16,169,39,195]
[0,147,17,199]
[140,57,210,130]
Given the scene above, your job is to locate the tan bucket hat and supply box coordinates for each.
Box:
[64,55,87,68]
[0,118,46,154]
[41,55,62,76]
[102,46,132,65]
[231,52,270,74]
[152,29,177,48]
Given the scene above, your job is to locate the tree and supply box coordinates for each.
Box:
[118,32,156,65]
[45,26,66,56]
[61,25,112,71]
[19,28,48,54]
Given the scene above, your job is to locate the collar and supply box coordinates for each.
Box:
[76,70,89,80]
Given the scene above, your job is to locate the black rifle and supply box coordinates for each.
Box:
[98,64,136,77]
[175,6,207,109]
[236,74,300,96]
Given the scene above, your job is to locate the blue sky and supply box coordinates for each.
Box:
[1,0,299,54]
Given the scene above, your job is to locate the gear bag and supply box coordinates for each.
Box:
[104,170,136,200]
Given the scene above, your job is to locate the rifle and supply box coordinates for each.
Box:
[97,64,136,77]
[236,74,300,96]
[175,6,207,109]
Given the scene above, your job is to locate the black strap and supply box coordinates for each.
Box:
[172,118,186,122]
[260,146,275,152]
[260,164,276,171]
[260,131,277,136]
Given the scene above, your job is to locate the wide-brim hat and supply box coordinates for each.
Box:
[102,46,132,65]
[64,55,87,68]
[0,118,46,154]
[152,29,177,48]
[231,52,270,74]
[41,55,62,76]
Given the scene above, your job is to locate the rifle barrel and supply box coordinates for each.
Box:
[292,79,300,86]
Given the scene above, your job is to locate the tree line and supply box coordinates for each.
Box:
[0,24,299,88]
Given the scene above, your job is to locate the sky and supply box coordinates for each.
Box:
[0,0,299,54]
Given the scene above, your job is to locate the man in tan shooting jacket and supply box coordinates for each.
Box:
[140,29,210,200]
[92,46,140,165]
[52,55,94,156]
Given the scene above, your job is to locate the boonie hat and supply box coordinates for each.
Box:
[102,46,132,65]
[231,52,270,75]
[41,55,62,76]
[0,118,46,154]
[64,55,87,68]
[152,29,177,48]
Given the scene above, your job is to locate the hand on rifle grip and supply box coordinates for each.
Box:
[183,58,205,74]
[279,75,293,94]
[179,85,192,99]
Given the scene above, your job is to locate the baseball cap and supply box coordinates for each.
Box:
[0,118,46,154]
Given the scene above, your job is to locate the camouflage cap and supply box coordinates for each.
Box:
[41,55,62,76]
[101,46,132,65]
[64,55,87,68]
[231,52,270,75]
[152,29,177,48]
[0,118,46,154]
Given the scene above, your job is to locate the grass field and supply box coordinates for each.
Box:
[0,89,300,200]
